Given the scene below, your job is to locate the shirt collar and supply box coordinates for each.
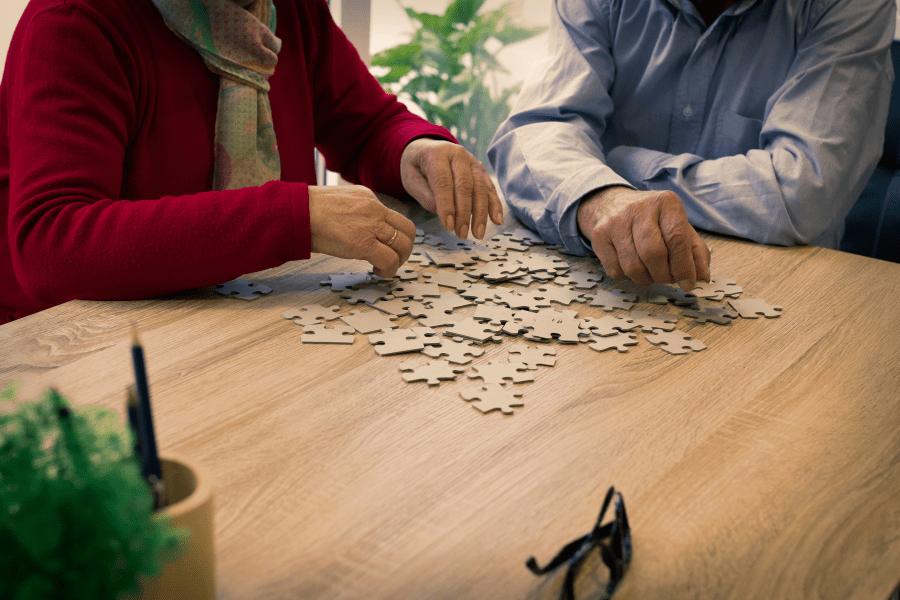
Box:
[663,0,759,18]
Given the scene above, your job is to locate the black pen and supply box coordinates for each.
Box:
[126,385,146,474]
[131,324,165,508]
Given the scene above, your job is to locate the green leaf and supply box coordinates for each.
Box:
[443,0,485,27]
[493,24,546,46]
[370,42,422,68]
[405,7,444,35]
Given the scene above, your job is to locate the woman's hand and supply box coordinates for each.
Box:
[400,138,503,240]
[309,185,417,278]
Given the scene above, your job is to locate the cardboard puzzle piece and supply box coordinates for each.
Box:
[512,253,570,276]
[580,315,637,336]
[586,289,637,312]
[370,297,414,316]
[421,248,478,269]
[468,361,535,384]
[368,327,440,355]
[692,278,743,301]
[459,283,501,304]
[467,261,526,282]
[628,311,679,332]
[406,301,462,328]
[443,317,504,344]
[301,324,356,344]
[408,249,434,265]
[554,269,604,289]
[339,309,399,334]
[683,307,739,325]
[339,283,396,305]
[523,313,586,344]
[427,291,474,313]
[500,227,546,246]
[534,284,586,306]
[492,288,552,311]
[319,271,373,291]
[423,270,475,293]
[507,344,557,369]
[389,282,442,301]
[728,298,783,318]
[645,329,707,354]
[456,241,505,262]
[415,228,425,244]
[460,383,525,415]
[399,358,466,386]
[422,230,469,249]
[214,279,272,300]
[282,304,342,327]
[420,337,485,364]
[395,266,420,281]
[487,235,529,253]
[473,302,519,326]
[587,332,639,353]
[647,284,700,308]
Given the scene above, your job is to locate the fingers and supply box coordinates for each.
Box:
[449,154,474,240]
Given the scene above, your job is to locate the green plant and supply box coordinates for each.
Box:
[371,0,545,166]
[0,385,186,600]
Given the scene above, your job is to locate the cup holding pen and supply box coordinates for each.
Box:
[139,452,216,600]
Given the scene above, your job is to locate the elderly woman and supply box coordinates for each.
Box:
[0,0,503,324]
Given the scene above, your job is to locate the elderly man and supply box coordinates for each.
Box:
[489,0,894,291]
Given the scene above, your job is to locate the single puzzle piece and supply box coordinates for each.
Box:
[554,269,604,289]
[389,282,442,301]
[628,310,679,332]
[399,359,466,386]
[421,248,479,269]
[368,327,441,355]
[420,337,485,364]
[587,332,639,353]
[472,302,519,326]
[728,298,783,318]
[646,284,700,309]
[487,235,529,253]
[579,315,637,336]
[422,270,475,293]
[459,283,501,304]
[492,288,552,311]
[369,297,415,316]
[443,317,504,344]
[395,266,419,281]
[534,284,587,306]
[683,307,739,325]
[281,304,342,327]
[405,301,462,328]
[523,313,587,344]
[645,329,707,354]
[460,383,525,415]
[466,261,526,282]
[414,228,425,244]
[499,227,546,246]
[319,271,372,291]
[339,283,396,305]
[214,279,272,300]
[512,253,570,276]
[339,309,400,334]
[426,291,474,312]
[467,361,535,384]
[301,324,356,344]
[692,277,743,301]
[455,240,506,262]
[422,230,470,249]
[586,289,637,311]
[408,249,434,265]
[507,344,557,369]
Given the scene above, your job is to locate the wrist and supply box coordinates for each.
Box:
[576,185,634,237]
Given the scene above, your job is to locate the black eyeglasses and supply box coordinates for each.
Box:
[526,486,631,600]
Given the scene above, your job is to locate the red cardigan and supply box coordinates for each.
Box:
[0,0,453,323]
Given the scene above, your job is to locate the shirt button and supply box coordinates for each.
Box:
[683,105,693,118]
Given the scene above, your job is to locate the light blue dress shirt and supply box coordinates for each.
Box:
[488,0,895,253]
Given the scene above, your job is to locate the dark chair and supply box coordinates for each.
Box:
[841,40,900,263]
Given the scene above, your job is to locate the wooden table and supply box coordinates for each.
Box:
[3,196,900,600]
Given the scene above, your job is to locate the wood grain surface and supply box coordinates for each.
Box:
[2,195,899,600]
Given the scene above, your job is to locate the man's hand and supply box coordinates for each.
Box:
[400,138,503,240]
[577,187,710,292]
[309,185,417,278]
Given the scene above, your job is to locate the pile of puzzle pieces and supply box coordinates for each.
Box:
[217,228,782,415]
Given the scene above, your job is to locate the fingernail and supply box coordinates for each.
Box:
[446,215,455,233]
[460,224,468,240]
[476,224,485,239]
[678,280,694,292]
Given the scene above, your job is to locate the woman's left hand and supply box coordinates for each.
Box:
[400,138,503,240]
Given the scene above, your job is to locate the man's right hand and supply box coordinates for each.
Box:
[309,185,417,278]
[577,186,710,292]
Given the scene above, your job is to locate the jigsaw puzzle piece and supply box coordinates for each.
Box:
[423,270,475,293]
[586,289,637,312]
[282,304,341,327]
[467,361,535,384]
[580,315,637,336]
[683,307,739,325]
[692,277,743,301]
[339,309,399,334]
[587,332,639,353]
[645,329,706,354]
[406,301,463,328]
[399,359,466,386]
[646,284,700,309]
[507,344,557,369]
[460,383,525,415]
[443,317,504,344]
[339,283,396,305]
[420,337,485,364]
[369,328,428,355]
[534,284,587,306]
[319,271,372,291]
[389,282,442,301]
[728,298,783,318]
[628,311,679,332]
[301,324,356,344]
[214,279,272,300]
[554,269,603,289]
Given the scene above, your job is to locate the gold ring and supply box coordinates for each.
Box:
[386,228,399,246]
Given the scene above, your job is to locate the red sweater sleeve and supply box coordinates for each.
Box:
[6,3,310,307]
[305,0,457,196]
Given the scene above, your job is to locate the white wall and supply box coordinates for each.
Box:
[1,0,30,80]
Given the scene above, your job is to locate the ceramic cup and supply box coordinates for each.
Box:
[140,453,215,600]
